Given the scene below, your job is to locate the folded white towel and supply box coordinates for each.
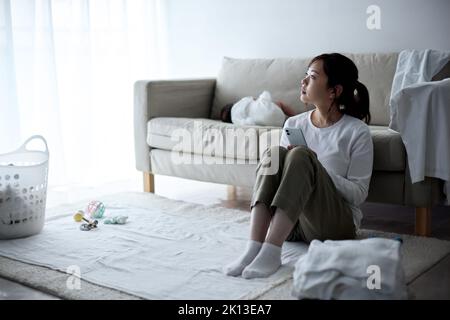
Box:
[292,238,408,300]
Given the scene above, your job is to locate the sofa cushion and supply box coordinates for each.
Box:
[147,117,278,161]
[211,53,399,126]
[369,126,406,171]
[150,149,257,188]
[148,118,405,171]
[259,126,405,172]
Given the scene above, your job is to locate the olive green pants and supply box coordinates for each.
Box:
[251,146,355,243]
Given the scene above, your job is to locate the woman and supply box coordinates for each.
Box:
[224,53,374,279]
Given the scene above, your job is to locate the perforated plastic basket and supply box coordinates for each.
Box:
[0,136,49,239]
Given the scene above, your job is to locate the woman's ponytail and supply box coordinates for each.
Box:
[353,81,371,124]
[336,80,371,124]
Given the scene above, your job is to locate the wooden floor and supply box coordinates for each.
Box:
[1,174,449,299]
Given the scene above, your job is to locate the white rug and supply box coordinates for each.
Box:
[0,192,449,300]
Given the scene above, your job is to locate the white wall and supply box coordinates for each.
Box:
[163,0,450,78]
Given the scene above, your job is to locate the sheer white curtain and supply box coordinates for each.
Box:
[0,0,167,187]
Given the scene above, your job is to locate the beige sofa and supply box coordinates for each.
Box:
[134,52,450,237]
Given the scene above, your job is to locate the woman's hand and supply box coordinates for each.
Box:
[276,101,298,117]
[287,144,296,151]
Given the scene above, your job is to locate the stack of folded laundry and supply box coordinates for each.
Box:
[292,238,408,300]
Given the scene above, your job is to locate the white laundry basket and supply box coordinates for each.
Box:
[0,136,49,239]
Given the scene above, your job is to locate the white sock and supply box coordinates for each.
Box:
[223,240,262,277]
[242,242,282,279]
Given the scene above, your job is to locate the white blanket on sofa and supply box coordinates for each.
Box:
[231,91,286,127]
[389,49,450,204]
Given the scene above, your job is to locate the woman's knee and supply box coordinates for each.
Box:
[283,147,317,176]
[266,145,287,155]
[286,146,315,163]
[261,145,287,162]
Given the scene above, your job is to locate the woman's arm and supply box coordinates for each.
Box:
[276,101,299,117]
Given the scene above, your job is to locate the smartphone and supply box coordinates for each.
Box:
[284,127,307,147]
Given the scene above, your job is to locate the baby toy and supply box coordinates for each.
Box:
[73,201,128,230]
[73,210,85,222]
[86,200,106,219]
[104,215,128,225]
[80,220,98,231]
[73,210,99,231]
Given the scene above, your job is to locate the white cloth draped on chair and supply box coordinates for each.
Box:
[389,49,450,205]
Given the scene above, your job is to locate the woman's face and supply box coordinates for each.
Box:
[300,60,333,107]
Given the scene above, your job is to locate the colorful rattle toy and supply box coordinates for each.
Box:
[86,200,106,219]
[73,210,98,231]
[80,220,98,231]
[73,210,85,222]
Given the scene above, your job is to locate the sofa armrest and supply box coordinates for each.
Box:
[134,78,216,172]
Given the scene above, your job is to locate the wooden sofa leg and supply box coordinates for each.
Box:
[143,172,155,193]
[415,207,431,237]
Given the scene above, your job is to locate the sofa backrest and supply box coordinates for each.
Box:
[211,52,400,126]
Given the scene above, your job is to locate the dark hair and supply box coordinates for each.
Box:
[220,104,233,123]
[309,53,371,124]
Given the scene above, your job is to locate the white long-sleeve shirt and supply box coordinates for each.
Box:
[280,110,374,229]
